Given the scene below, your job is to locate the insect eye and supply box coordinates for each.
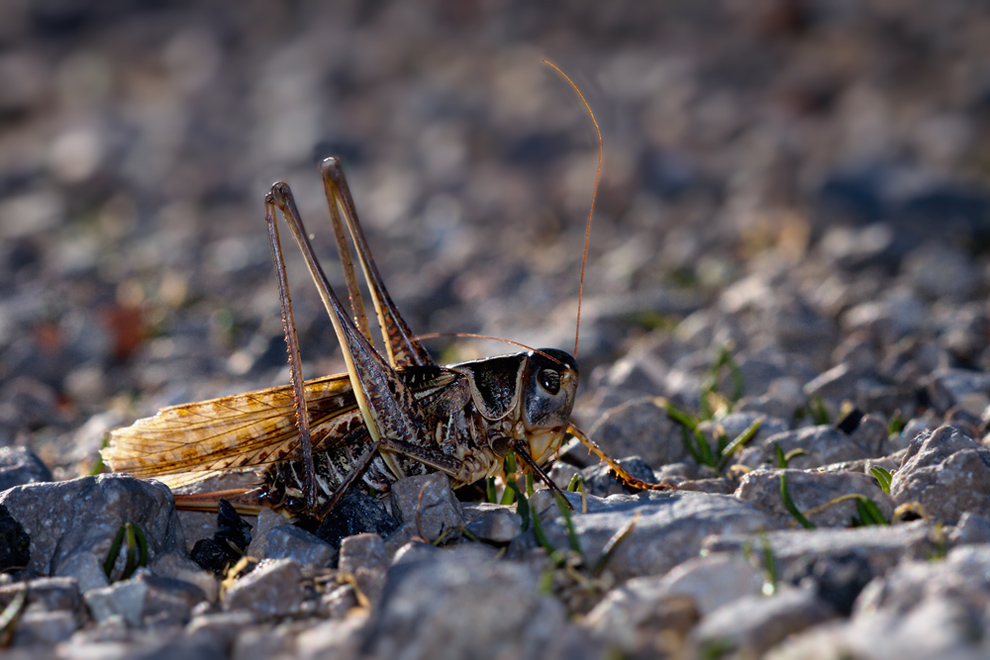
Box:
[538,368,561,395]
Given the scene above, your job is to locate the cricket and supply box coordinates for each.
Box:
[102,63,669,520]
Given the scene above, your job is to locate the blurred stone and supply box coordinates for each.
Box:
[582,589,698,656]
[512,491,778,581]
[890,425,990,523]
[587,397,686,468]
[704,522,936,577]
[632,553,763,617]
[388,473,464,543]
[0,475,184,591]
[146,552,217,603]
[692,587,835,658]
[701,411,790,451]
[0,446,52,490]
[927,368,990,415]
[677,477,734,494]
[857,545,990,620]
[902,243,980,302]
[734,395,799,423]
[222,558,305,619]
[462,504,523,544]
[942,304,989,365]
[230,624,296,660]
[294,616,366,659]
[783,551,874,617]
[0,576,81,614]
[0,51,48,116]
[186,610,257,651]
[818,223,895,271]
[844,413,888,455]
[948,512,990,547]
[319,584,358,619]
[244,508,283,559]
[735,426,869,470]
[10,610,78,646]
[84,570,206,626]
[363,545,597,660]
[338,533,386,575]
[804,363,860,402]
[768,596,988,659]
[736,468,893,528]
[338,533,387,604]
[264,524,336,567]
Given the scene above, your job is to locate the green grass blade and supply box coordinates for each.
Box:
[722,346,745,403]
[0,586,27,646]
[887,410,904,435]
[555,492,583,557]
[505,452,517,475]
[530,501,566,567]
[663,402,700,431]
[810,395,829,425]
[695,429,716,467]
[779,473,815,529]
[664,400,717,467]
[592,515,638,577]
[773,443,787,469]
[89,434,110,476]
[681,427,702,464]
[104,523,127,579]
[870,466,893,494]
[499,481,516,506]
[854,496,889,526]
[759,532,778,596]
[717,417,763,471]
[508,480,529,531]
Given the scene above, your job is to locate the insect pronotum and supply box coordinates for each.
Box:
[102,62,669,519]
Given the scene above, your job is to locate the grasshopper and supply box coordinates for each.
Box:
[103,67,667,519]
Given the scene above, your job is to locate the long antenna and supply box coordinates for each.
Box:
[415,331,565,364]
[542,60,602,357]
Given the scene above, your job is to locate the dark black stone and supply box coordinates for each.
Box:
[314,489,399,551]
[190,499,252,575]
[0,504,31,572]
[835,407,864,435]
[215,498,251,553]
[190,538,240,576]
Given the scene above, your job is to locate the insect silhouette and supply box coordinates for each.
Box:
[102,63,668,519]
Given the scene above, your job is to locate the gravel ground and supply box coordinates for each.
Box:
[3,1,990,658]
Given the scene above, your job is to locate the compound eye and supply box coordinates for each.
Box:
[538,368,561,395]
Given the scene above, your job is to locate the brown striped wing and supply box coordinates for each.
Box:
[103,367,462,484]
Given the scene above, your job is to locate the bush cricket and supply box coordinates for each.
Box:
[102,63,669,519]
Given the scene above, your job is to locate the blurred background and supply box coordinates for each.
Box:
[1,0,989,476]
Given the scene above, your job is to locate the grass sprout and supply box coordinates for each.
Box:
[870,466,893,494]
[104,521,149,581]
[779,472,815,529]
